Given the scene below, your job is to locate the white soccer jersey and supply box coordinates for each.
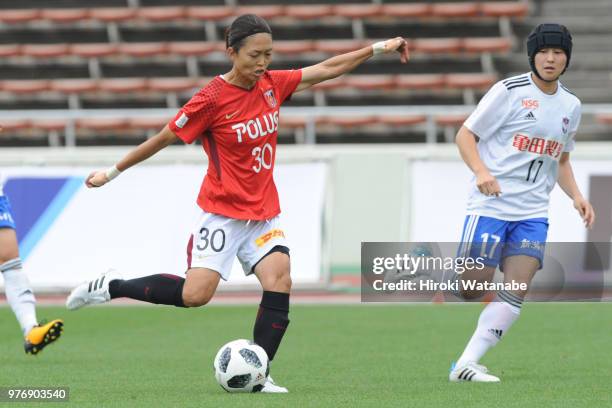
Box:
[463,72,581,221]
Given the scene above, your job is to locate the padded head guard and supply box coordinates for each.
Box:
[526,23,573,80]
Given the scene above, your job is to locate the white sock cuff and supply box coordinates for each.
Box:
[497,290,523,313]
[1,257,23,272]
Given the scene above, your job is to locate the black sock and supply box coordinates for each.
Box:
[108,274,186,307]
[253,291,290,361]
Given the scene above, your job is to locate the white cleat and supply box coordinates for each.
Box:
[66,269,121,310]
[260,376,288,393]
[449,362,500,383]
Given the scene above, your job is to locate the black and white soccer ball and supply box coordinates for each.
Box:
[213,339,269,393]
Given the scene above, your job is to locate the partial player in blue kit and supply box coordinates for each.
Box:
[448,24,596,382]
[0,177,64,355]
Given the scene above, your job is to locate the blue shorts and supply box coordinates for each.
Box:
[0,196,16,230]
[457,214,548,269]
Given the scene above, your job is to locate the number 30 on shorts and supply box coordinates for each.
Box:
[196,227,226,252]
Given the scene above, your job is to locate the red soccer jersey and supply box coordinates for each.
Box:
[168,69,302,220]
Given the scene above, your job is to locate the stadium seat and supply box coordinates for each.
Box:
[70,43,118,58]
[1,80,50,94]
[333,4,382,19]
[378,115,428,126]
[168,42,223,56]
[595,114,612,125]
[31,119,68,132]
[395,74,446,90]
[318,116,378,127]
[312,77,346,91]
[0,45,21,58]
[117,42,168,58]
[21,44,70,58]
[280,116,307,129]
[148,77,198,93]
[0,9,40,24]
[431,3,480,18]
[40,9,89,23]
[273,41,314,55]
[435,113,469,127]
[284,5,334,20]
[51,79,98,94]
[313,40,366,54]
[412,38,462,54]
[235,6,285,20]
[76,117,128,131]
[186,6,234,21]
[0,119,30,131]
[97,79,148,93]
[380,4,431,18]
[463,37,512,53]
[445,73,497,89]
[136,7,187,22]
[481,2,529,18]
[343,75,395,90]
[128,116,170,130]
[89,8,137,22]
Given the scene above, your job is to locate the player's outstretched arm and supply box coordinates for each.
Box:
[86,125,179,188]
[456,125,501,197]
[294,37,409,93]
[557,152,595,228]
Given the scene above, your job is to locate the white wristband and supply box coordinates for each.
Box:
[105,165,121,181]
[372,41,387,56]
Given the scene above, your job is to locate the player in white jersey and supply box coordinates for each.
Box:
[448,24,595,382]
[0,171,63,354]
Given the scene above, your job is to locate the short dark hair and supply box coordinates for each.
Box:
[225,14,272,52]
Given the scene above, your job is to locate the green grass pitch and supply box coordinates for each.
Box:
[1,303,610,407]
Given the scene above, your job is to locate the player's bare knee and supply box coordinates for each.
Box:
[261,269,291,293]
[182,288,214,307]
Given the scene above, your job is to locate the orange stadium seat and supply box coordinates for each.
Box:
[481,2,529,18]
[196,77,215,88]
[97,78,148,93]
[51,79,98,94]
[432,3,480,18]
[0,45,21,58]
[412,38,462,54]
[168,41,223,56]
[279,116,307,129]
[344,75,395,90]
[117,42,168,58]
[312,77,346,91]
[284,5,334,20]
[76,117,128,131]
[445,73,497,89]
[0,119,31,131]
[148,77,198,93]
[31,119,68,132]
[395,74,446,90]
[70,43,118,58]
[273,41,314,55]
[89,7,137,22]
[595,114,612,125]
[333,4,382,19]
[0,9,40,24]
[21,44,70,58]
[313,40,366,54]
[136,7,187,22]
[463,37,512,53]
[319,116,378,127]
[378,115,428,126]
[40,9,89,23]
[235,6,285,20]
[435,113,470,127]
[1,80,50,94]
[380,4,431,18]
[186,6,235,21]
[128,116,171,130]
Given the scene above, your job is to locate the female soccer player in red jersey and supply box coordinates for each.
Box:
[66,14,408,392]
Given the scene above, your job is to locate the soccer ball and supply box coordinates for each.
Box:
[213,339,269,393]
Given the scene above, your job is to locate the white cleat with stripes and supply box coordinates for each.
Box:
[260,376,288,393]
[66,269,121,310]
[449,362,500,383]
